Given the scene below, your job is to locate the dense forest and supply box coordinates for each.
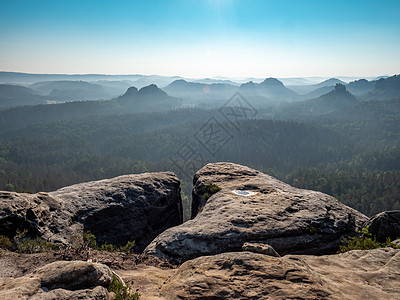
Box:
[1,76,400,220]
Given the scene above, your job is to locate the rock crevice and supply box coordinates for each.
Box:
[145,162,368,263]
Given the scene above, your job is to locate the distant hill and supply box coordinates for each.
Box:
[117,84,182,112]
[346,79,375,96]
[163,79,237,102]
[0,84,46,109]
[131,76,182,89]
[312,83,358,109]
[314,78,347,88]
[0,71,156,85]
[239,78,298,101]
[0,84,182,132]
[30,80,110,101]
[163,79,204,95]
[273,84,358,119]
[289,78,346,95]
[0,71,183,90]
[93,80,135,97]
[366,75,400,100]
[192,78,239,86]
[302,86,335,99]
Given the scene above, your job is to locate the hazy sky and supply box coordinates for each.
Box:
[1,0,399,78]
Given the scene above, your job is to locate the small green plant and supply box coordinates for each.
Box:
[338,226,399,253]
[0,235,13,250]
[16,237,59,253]
[120,240,135,253]
[100,243,118,252]
[82,231,135,253]
[108,274,140,300]
[13,230,58,254]
[83,231,97,249]
[204,183,222,200]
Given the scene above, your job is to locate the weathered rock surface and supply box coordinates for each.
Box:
[0,172,182,251]
[0,191,73,244]
[0,260,112,300]
[364,210,400,242]
[126,248,400,300]
[242,242,280,257]
[118,266,175,300]
[299,247,400,300]
[160,251,329,299]
[145,162,368,262]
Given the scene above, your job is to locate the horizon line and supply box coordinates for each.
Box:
[0,70,394,80]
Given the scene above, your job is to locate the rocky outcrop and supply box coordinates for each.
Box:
[0,172,182,252]
[145,162,367,262]
[125,248,400,300]
[364,210,400,242]
[0,260,112,300]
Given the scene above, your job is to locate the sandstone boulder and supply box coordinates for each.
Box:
[0,172,182,252]
[364,210,400,242]
[145,162,367,262]
[0,260,112,300]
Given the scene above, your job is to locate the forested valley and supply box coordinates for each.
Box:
[1,77,400,220]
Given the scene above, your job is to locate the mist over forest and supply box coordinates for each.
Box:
[1,72,399,220]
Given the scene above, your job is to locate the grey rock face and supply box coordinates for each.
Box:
[0,172,182,252]
[145,162,368,263]
[364,210,400,242]
[0,261,112,300]
[0,191,74,244]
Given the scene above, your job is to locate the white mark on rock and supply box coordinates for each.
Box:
[232,190,257,196]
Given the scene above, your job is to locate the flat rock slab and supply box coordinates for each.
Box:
[0,172,182,252]
[124,248,400,300]
[145,162,368,263]
[298,247,400,300]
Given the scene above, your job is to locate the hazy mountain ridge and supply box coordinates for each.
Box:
[366,75,400,100]
[0,84,47,109]
[271,83,359,120]
[30,80,111,101]
[1,74,399,120]
[0,84,183,133]
[346,79,375,95]
[288,78,346,95]
[1,72,398,110]
[163,79,238,103]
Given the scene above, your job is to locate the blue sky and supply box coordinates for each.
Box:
[0,0,399,77]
